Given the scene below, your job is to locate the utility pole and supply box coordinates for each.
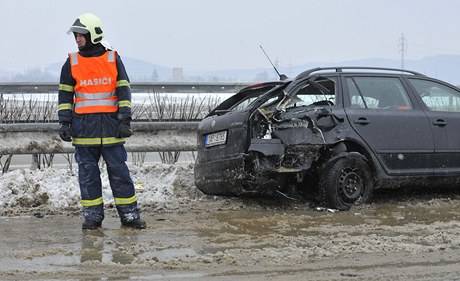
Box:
[399,33,407,69]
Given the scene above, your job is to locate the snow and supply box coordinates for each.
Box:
[0,162,203,215]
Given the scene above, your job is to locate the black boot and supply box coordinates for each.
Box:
[121,218,146,229]
[82,220,102,229]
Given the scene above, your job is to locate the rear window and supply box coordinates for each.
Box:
[409,78,460,112]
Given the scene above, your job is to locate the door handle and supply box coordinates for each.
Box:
[433,119,447,127]
[354,117,370,125]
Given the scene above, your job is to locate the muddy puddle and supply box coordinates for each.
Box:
[1,185,460,280]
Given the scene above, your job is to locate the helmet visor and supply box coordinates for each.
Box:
[67,26,89,35]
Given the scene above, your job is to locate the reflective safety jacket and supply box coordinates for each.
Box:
[70,51,118,114]
[58,44,132,147]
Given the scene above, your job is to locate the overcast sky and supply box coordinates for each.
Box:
[2,0,460,72]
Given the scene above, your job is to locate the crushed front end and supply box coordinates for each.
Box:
[195,77,344,196]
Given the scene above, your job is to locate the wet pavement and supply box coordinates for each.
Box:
[3,162,460,280]
[2,189,460,281]
[0,182,460,281]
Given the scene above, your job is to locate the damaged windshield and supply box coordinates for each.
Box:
[227,83,284,112]
[228,84,285,112]
[206,82,285,117]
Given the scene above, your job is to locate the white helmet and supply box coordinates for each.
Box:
[68,13,104,44]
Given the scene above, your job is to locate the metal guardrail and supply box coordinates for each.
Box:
[0,122,199,154]
[0,82,251,94]
[0,82,235,154]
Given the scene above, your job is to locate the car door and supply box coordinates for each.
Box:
[407,78,460,175]
[343,75,434,175]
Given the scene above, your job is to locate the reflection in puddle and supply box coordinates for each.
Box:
[80,229,136,265]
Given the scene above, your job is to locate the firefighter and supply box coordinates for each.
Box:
[58,13,146,229]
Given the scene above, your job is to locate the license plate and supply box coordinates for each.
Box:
[205,131,227,147]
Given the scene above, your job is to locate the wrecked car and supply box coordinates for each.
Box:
[194,67,460,210]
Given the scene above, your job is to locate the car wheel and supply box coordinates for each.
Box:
[318,154,374,211]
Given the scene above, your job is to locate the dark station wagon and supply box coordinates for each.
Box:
[194,67,460,210]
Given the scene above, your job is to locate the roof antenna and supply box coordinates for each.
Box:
[259,45,288,81]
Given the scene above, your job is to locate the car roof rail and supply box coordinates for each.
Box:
[295,67,425,79]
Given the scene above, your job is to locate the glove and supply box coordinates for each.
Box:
[59,122,72,142]
[116,120,133,138]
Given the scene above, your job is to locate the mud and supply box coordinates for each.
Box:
[2,185,460,280]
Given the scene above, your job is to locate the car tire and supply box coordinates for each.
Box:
[318,153,374,211]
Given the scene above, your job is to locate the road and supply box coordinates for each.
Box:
[1,186,460,281]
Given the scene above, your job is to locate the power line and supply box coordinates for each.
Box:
[399,33,407,69]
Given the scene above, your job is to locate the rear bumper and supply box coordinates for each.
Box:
[194,155,246,196]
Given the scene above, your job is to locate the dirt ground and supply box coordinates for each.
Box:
[2,185,460,281]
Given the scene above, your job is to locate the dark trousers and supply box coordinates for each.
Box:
[75,145,140,223]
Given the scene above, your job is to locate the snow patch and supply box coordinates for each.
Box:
[0,162,202,215]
